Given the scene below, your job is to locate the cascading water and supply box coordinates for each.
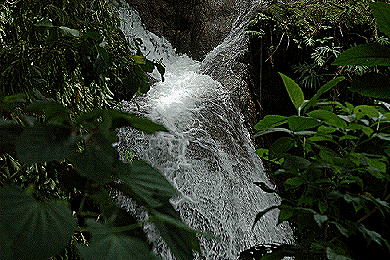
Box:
[115,1,293,259]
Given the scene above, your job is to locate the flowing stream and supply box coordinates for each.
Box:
[115,1,293,259]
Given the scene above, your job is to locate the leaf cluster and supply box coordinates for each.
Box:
[0,0,165,112]
[0,92,201,260]
[252,4,390,258]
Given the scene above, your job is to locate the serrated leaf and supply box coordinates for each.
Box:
[333,43,390,66]
[0,186,76,260]
[16,124,77,164]
[254,115,288,131]
[370,2,390,38]
[77,220,158,260]
[348,123,374,137]
[308,109,347,130]
[116,159,178,208]
[278,72,304,112]
[288,116,321,131]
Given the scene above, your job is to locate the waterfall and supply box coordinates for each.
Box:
[115,1,293,259]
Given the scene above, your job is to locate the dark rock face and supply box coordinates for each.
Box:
[127,0,238,61]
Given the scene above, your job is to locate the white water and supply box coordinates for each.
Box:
[116,2,293,259]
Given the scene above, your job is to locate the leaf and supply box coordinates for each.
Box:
[77,219,158,260]
[59,26,80,37]
[0,186,76,260]
[350,73,390,99]
[96,45,110,64]
[278,72,304,112]
[348,123,374,137]
[253,206,279,229]
[330,221,351,237]
[107,109,168,134]
[313,214,328,227]
[0,120,24,153]
[269,136,295,159]
[283,156,311,170]
[34,18,55,27]
[326,247,353,260]
[288,116,321,131]
[155,63,165,81]
[278,205,295,224]
[332,43,390,66]
[370,2,390,38]
[131,55,146,65]
[26,100,71,124]
[308,109,347,130]
[357,223,384,246]
[153,204,199,260]
[69,133,116,183]
[318,201,328,214]
[254,115,288,131]
[16,124,77,164]
[254,182,276,193]
[116,159,178,208]
[303,77,345,113]
[285,176,306,189]
[354,105,379,120]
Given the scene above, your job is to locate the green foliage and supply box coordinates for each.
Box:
[0,92,201,259]
[254,71,390,259]
[0,1,199,259]
[0,0,164,112]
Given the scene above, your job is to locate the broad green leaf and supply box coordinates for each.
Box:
[0,120,24,153]
[153,204,200,259]
[255,148,269,158]
[365,157,387,173]
[69,133,116,183]
[332,43,390,66]
[303,77,345,113]
[285,176,306,189]
[370,2,390,38]
[326,247,353,260]
[278,72,304,112]
[254,115,288,131]
[308,109,347,130]
[77,220,158,260]
[0,186,76,260]
[350,73,390,99]
[288,116,321,131]
[283,156,311,170]
[83,31,102,41]
[348,123,374,137]
[140,60,155,73]
[59,26,80,37]
[269,136,295,159]
[254,182,276,193]
[354,105,379,120]
[278,205,295,224]
[26,100,71,124]
[116,159,178,208]
[107,109,168,134]
[16,124,77,164]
